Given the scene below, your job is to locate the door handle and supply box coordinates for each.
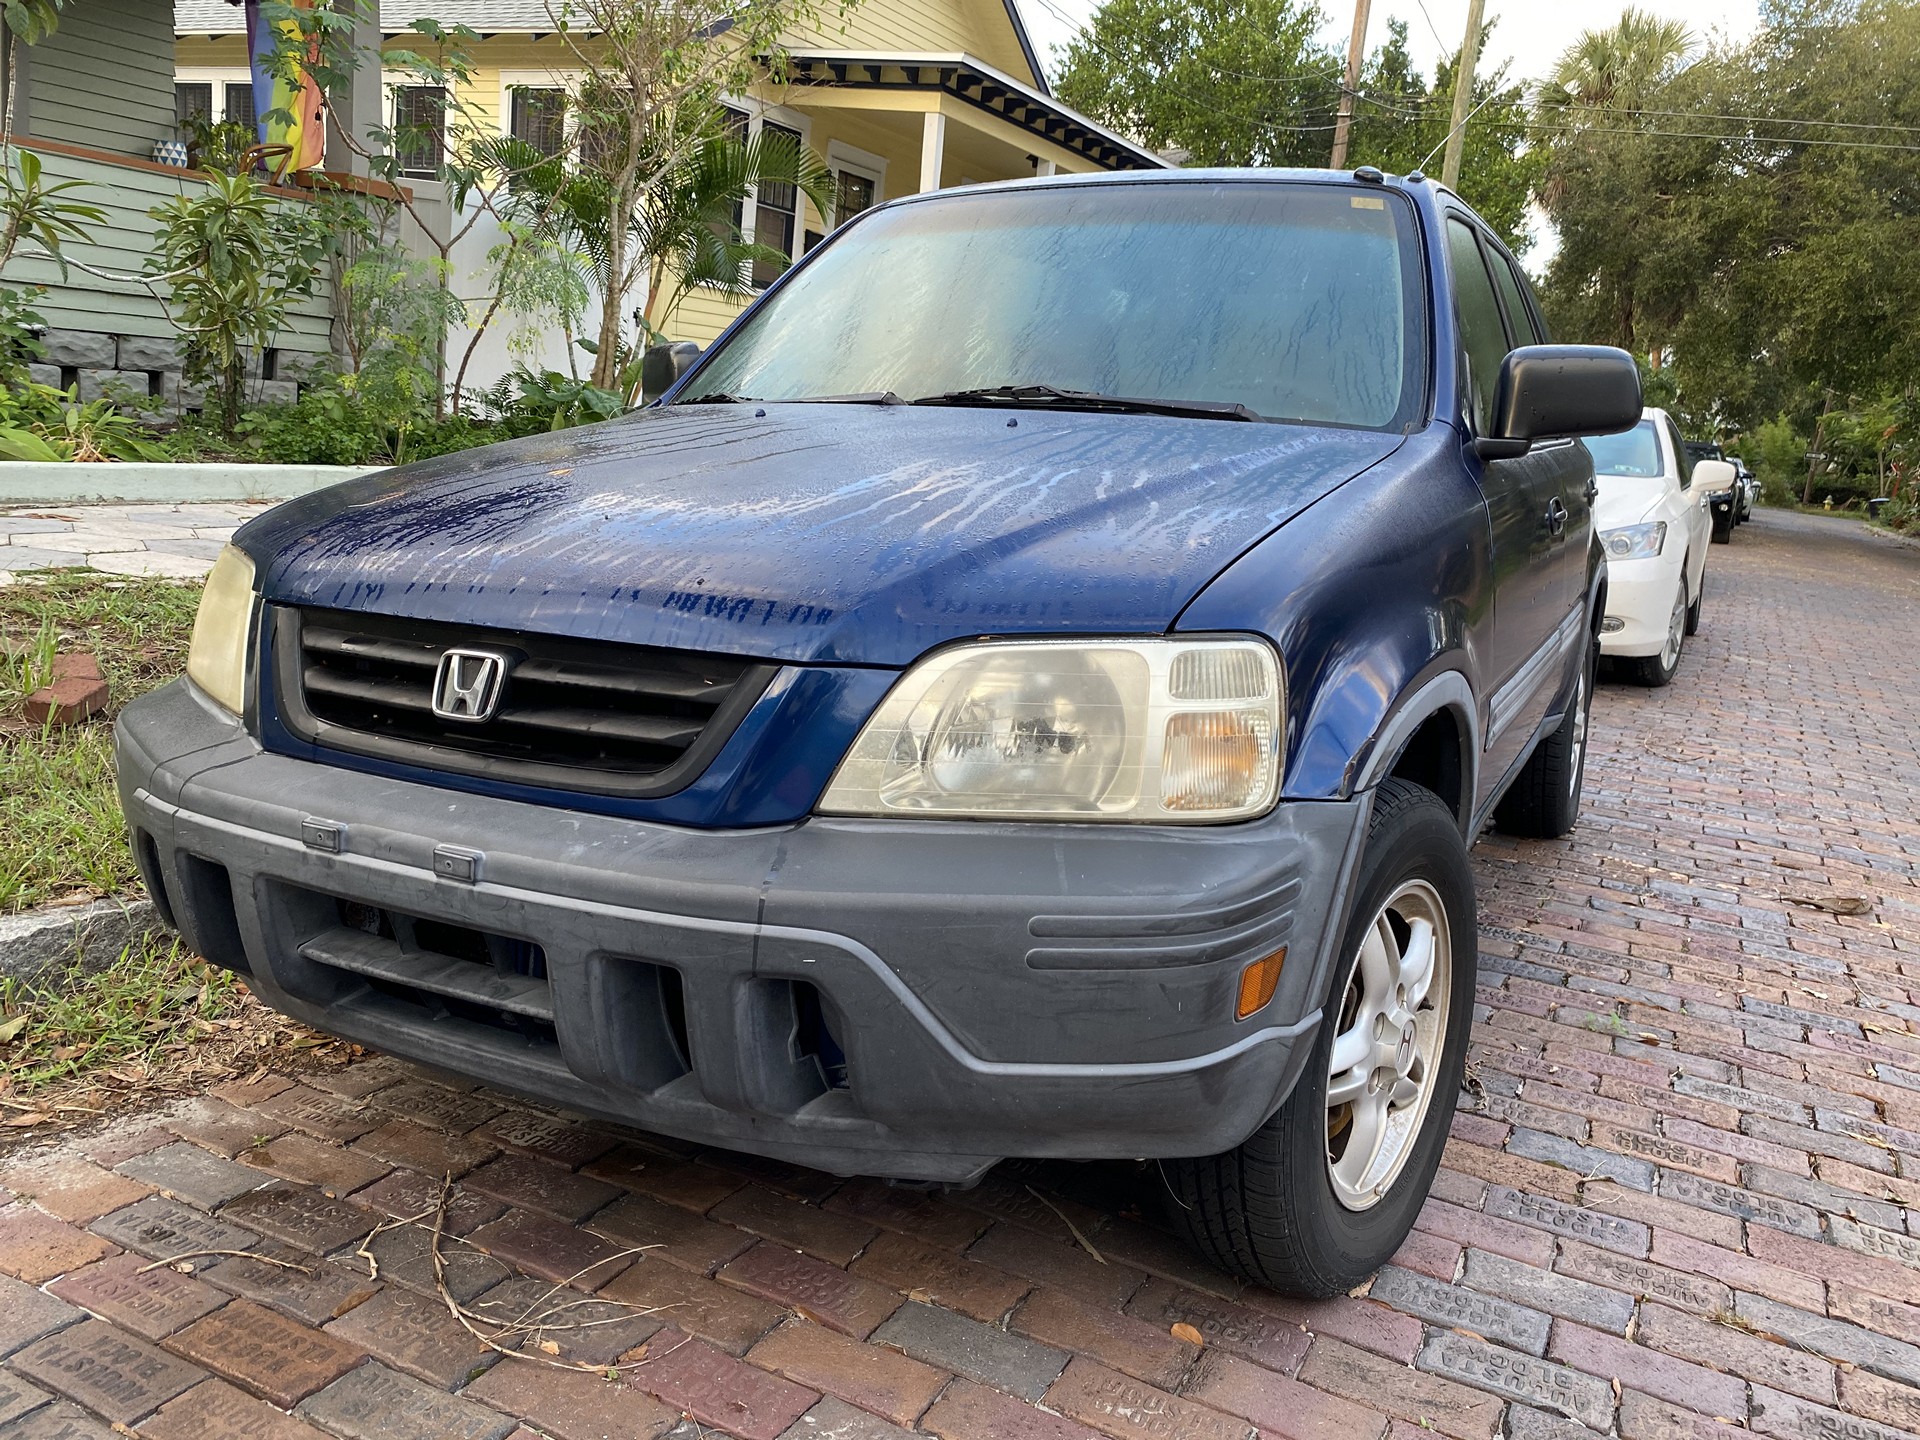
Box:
[1584,478,1599,503]
[1545,496,1568,537]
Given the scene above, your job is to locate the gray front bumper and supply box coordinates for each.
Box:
[117,679,1367,1183]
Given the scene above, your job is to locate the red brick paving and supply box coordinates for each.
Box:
[0,511,1917,1438]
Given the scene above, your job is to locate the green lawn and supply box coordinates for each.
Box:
[1,571,201,913]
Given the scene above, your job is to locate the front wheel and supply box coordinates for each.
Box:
[1162,779,1475,1295]
[1685,569,1704,636]
[1625,582,1686,687]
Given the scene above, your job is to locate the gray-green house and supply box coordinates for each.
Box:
[0,0,387,405]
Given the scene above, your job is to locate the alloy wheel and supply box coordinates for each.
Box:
[1568,669,1588,796]
[1661,588,1685,670]
[1324,879,1453,1210]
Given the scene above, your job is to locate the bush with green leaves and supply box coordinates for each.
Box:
[148,173,327,437]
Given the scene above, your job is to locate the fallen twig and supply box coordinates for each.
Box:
[1027,1185,1105,1265]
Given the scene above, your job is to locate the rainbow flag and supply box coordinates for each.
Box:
[245,0,325,177]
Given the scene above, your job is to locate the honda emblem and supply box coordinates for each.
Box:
[431,648,510,723]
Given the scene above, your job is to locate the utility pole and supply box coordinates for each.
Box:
[1440,0,1487,190]
[1329,0,1371,170]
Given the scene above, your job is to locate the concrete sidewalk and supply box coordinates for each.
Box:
[1,503,261,583]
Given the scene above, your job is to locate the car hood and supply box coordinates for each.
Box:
[1594,474,1674,531]
[240,404,1402,666]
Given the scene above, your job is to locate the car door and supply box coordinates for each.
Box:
[1662,415,1712,596]
[1487,241,1593,632]
[1444,216,1580,798]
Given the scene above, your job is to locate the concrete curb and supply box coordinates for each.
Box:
[0,463,383,505]
[0,897,166,988]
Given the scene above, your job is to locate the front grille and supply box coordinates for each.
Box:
[272,606,775,797]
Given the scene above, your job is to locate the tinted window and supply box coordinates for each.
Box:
[1664,418,1693,484]
[1584,420,1661,477]
[1489,250,1540,346]
[690,182,1427,430]
[1446,219,1510,434]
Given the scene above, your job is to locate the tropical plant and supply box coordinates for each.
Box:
[482,368,625,435]
[0,0,64,47]
[258,4,577,411]
[502,116,830,387]
[1538,7,1695,113]
[0,284,48,386]
[0,383,171,462]
[0,147,108,272]
[148,172,326,435]
[532,0,851,391]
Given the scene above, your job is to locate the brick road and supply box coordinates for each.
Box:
[2,507,1918,1440]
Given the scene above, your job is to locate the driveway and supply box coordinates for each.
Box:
[1,507,1917,1440]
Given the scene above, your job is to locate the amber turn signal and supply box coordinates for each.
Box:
[1236,947,1286,1019]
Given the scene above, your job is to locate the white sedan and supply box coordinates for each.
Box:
[1584,409,1727,686]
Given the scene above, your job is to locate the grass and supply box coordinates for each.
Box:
[0,930,347,1133]
[0,570,202,913]
[0,934,244,1092]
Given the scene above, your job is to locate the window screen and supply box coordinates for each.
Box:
[223,82,257,136]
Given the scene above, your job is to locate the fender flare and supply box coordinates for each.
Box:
[1350,668,1480,836]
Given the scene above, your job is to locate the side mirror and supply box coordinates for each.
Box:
[1478,345,1643,460]
[641,341,702,403]
[1690,458,1738,495]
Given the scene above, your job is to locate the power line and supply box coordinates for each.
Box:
[1522,118,1920,154]
[1532,99,1920,137]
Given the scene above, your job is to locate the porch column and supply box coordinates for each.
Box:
[326,0,385,176]
[1036,158,1056,177]
[918,110,946,192]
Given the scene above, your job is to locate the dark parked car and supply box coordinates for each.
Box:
[1684,440,1740,541]
[117,169,1640,1294]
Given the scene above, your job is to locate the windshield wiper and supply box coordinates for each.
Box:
[787,391,906,405]
[911,383,1262,422]
[681,391,750,404]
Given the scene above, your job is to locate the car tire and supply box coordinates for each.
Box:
[1494,641,1594,839]
[1161,778,1475,1296]
[1626,583,1686,687]
[1684,570,1704,635]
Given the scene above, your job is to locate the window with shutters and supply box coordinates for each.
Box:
[509,87,567,158]
[393,85,447,177]
[750,121,803,289]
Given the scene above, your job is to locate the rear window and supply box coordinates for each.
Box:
[1585,421,1662,477]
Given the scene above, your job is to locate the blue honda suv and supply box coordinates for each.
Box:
[116,168,1640,1294]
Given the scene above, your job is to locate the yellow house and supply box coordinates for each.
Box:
[172,0,1167,348]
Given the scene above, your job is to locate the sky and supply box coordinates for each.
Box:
[1016,0,1763,93]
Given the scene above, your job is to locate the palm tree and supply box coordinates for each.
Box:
[1540,8,1695,114]
[494,103,831,393]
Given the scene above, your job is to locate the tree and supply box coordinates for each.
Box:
[148,172,326,434]
[538,0,849,390]
[1345,19,1542,252]
[1054,6,1540,252]
[1537,0,1920,443]
[1054,0,1339,167]
[494,109,830,398]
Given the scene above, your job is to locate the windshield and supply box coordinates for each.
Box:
[1585,420,1663,477]
[682,180,1427,429]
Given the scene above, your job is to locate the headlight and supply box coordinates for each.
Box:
[186,545,257,715]
[1600,522,1667,560]
[818,637,1284,822]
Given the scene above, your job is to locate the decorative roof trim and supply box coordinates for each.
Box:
[1000,0,1048,96]
[778,50,1163,171]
